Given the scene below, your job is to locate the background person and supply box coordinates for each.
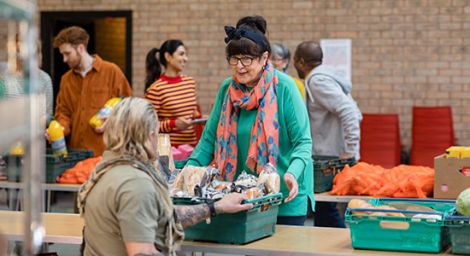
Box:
[145,40,201,147]
[270,42,305,101]
[294,41,362,228]
[78,97,252,256]
[53,26,132,156]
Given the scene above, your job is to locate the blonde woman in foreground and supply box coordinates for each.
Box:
[77,97,252,256]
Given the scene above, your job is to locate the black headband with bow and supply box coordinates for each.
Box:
[224,26,267,51]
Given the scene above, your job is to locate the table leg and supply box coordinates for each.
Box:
[46,190,51,212]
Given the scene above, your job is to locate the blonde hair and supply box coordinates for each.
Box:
[103,97,158,162]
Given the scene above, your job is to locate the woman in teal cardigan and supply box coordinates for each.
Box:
[187,16,314,226]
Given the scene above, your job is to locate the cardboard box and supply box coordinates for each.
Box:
[434,154,470,199]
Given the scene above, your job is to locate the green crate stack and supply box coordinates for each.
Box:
[45,148,93,183]
[445,210,470,255]
[313,155,355,193]
[173,193,282,244]
[346,198,456,253]
[4,148,93,183]
[4,155,22,181]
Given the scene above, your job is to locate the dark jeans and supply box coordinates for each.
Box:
[313,202,346,228]
[277,215,307,226]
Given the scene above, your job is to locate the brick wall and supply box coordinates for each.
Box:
[37,0,470,149]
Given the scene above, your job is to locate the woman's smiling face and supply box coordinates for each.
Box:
[229,51,268,87]
[166,45,188,72]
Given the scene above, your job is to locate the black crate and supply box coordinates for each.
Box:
[313,155,356,193]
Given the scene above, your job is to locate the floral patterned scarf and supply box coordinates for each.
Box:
[215,64,279,181]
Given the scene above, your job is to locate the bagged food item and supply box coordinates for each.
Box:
[257,163,280,194]
[375,205,405,217]
[243,185,265,200]
[234,171,258,187]
[348,199,374,215]
[89,97,122,128]
[412,214,442,220]
[171,166,219,197]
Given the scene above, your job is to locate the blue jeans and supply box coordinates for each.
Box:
[277,215,307,226]
[313,202,346,228]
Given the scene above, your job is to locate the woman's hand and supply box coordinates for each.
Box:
[214,192,254,214]
[283,173,298,203]
[175,117,192,130]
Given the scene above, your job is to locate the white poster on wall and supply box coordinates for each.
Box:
[320,39,352,83]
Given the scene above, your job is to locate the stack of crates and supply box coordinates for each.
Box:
[173,193,282,244]
[313,155,356,193]
[445,210,470,254]
[5,148,93,183]
[346,198,455,253]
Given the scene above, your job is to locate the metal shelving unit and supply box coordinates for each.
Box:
[0,0,44,255]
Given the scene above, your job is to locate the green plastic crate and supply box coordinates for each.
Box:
[178,193,282,244]
[445,210,470,255]
[346,198,456,253]
[4,155,22,181]
[5,148,93,183]
[313,155,355,193]
[45,148,93,183]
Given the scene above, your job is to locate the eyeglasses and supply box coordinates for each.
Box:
[227,56,257,67]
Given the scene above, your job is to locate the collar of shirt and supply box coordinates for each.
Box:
[73,55,103,77]
[160,74,182,83]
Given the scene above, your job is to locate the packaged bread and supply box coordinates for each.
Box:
[257,163,280,194]
[171,166,208,196]
[348,199,374,215]
[375,205,405,217]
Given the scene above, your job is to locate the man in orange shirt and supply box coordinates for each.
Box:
[53,26,132,156]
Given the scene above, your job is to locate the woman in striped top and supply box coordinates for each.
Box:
[144,40,201,146]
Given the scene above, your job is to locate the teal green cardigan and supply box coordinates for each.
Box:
[187,70,314,217]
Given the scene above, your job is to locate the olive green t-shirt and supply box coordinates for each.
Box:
[83,152,168,255]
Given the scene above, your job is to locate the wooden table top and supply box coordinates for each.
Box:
[0,210,451,255]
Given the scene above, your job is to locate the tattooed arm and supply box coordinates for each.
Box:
[175,193,254,228]
[175,204,212,228]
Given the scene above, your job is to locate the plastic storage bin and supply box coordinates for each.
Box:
[5,148,93,182]
[346,198,455,253]
[313,155,355,193]
[174,193,282,244]
[45,148,93,183]
[445,211,470,255]
[4,155,22,181]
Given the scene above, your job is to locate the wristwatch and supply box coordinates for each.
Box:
[206,201,217,217]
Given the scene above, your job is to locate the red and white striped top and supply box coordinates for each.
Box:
[145,74,198,146]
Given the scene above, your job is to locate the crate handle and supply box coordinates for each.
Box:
[379,221,410,230]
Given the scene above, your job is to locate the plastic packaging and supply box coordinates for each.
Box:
[9,141,24,155]
[257,163,280,194]
[89,97,122,128]
[47,120,68,157]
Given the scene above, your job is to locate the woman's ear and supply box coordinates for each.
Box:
[164,52,171,63]
[262,51,269,65]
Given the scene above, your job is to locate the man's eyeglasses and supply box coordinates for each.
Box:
[227,56,257,67]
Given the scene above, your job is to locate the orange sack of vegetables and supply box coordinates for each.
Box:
[56,156,102,184]
[330,162,434,198]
